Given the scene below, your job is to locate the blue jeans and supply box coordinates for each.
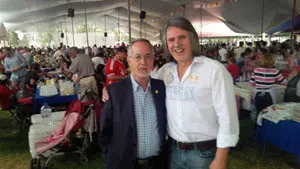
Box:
[169,141,216,169]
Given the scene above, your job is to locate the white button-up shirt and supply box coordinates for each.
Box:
[154,56,239,148]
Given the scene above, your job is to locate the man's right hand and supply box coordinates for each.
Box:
[102,87,109,102]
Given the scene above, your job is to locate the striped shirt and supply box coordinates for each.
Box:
[250,67,287,89]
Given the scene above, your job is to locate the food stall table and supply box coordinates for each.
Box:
[33,90,77,114]
[256,119,300,164]
[234,82,286,111]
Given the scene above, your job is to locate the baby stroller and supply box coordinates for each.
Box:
[29,91,100,169]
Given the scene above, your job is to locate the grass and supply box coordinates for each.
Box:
[0,110,299,169]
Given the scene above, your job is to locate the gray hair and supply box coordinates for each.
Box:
[69,47,78,53]
[160,17,199,62]
[127,38,154,57]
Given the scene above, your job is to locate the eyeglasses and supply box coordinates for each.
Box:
[130,55,154,61]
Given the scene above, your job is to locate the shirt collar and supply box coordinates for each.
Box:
[192,56,205,64]
[170,56,204,68]
[130,73,151,92]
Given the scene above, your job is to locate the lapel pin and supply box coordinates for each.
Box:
[155,90,159,94]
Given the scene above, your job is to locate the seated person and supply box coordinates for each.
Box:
[0,63,4,74]
[34,50,45,66]
[0,74,15,110]
[62,59,71,71]
[55,55,70,72]
[283,66,300,102]
[24,63,40,94]
[95,63,106,97]
[227,57,240,81]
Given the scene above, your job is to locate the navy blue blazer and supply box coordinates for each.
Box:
[100,77,167,169]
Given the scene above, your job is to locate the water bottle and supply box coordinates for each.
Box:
[74,83,81,94]
[40,103,52,126]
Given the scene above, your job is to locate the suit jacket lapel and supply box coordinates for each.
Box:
[124,78,137,144]
[150,78,163,142]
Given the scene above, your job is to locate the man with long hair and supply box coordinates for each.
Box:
[156,17,239,169]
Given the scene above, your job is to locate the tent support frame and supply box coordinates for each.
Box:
[291,0,297,43]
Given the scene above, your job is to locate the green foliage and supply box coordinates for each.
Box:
[76,25,95,33]
[19,35,30,47]
[114,30,129,43]
[39,32,54,47]
[7,30,19,47]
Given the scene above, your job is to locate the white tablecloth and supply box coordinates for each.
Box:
[29,111,65,158]
[234,82,286,111]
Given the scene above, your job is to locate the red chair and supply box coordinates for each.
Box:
[0,84,22,123]
[0,84,32,126]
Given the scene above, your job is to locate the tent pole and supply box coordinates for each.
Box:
[94,20,96,45]
[84,0,89,47]
[260,0,265,40]
[71,17,75,46]
[140,0,143,38]
[64,15,69,46]
[105,15,107,46]
[128,0,132,43]
[118,8,120,42]
[183,5,186,17]
[60,22,63,44]
[200,5,203,45]
[144,22,146,38]
[291,0,296,43]
[94,28,96,45]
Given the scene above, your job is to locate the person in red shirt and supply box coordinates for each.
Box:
[0,75,15,110]
[105,47,128,85]
[227,57,240,81]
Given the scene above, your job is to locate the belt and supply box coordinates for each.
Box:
[81,75,93,79]
[256,88,271,91]
[136,155,160,165]
[170,137,216,151]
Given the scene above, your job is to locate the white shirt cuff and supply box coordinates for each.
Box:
[217,134,239,148]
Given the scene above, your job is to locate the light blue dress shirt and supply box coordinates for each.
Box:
[4,52,27,82]
[130,74,160,159]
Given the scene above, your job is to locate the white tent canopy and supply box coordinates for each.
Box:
[0,0,299,42]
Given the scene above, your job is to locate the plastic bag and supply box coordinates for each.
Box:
[60,81,74,96]
[40,84,58,97]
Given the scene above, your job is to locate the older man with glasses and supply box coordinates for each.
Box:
[66,47,98,99]
[100,39,167,169]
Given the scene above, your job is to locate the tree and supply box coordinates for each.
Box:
[114,30,129,43]
[19,35,30,47]
[39,32,54,47]
[76,25,95,33]
[8,30,19,47]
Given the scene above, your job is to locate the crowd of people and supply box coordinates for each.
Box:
[0,16,300,169]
